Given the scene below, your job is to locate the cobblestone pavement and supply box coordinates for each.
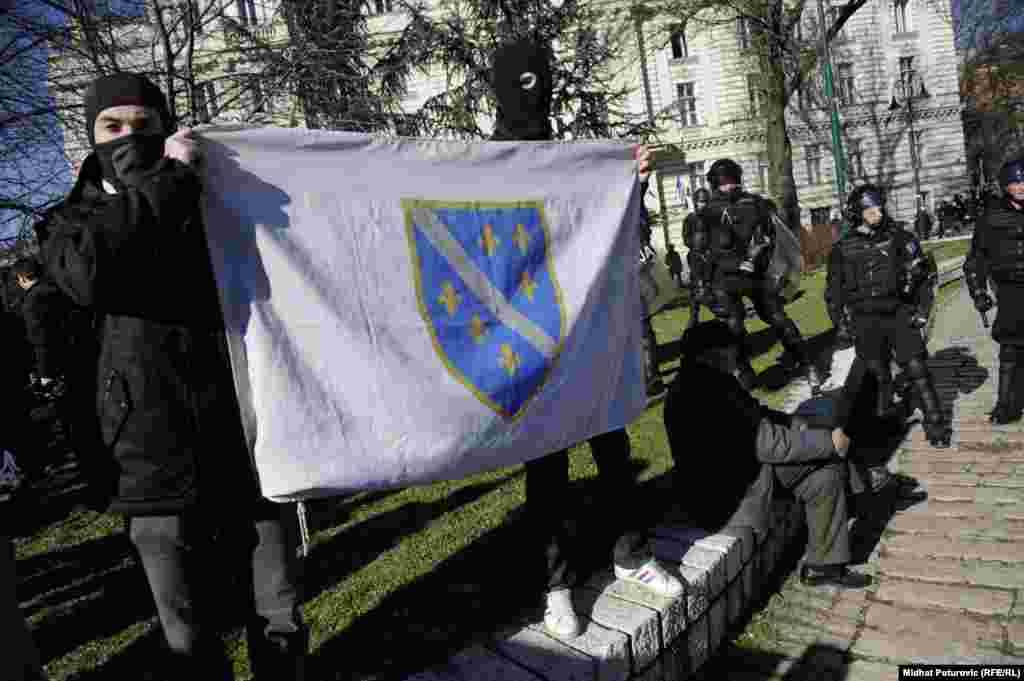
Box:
[703,285,1024,680]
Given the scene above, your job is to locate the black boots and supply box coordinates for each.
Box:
[800,564,872,589]
[991,358,1023,424]
[905,357,951,448]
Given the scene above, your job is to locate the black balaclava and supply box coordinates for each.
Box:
[84,73,172,188]
[491,39,553,141]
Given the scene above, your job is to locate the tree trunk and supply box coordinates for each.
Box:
[764,64,801,232]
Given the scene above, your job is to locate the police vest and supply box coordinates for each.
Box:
[835,225,910,308]
[981,200,1024,284]
[703,191,765,274]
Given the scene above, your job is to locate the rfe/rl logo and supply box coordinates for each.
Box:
[403,199,567,420]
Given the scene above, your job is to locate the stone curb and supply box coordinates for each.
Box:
[403,257,966,681]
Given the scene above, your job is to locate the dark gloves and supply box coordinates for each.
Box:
[973,292,994,314]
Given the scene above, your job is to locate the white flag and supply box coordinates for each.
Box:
[199,127,647,500]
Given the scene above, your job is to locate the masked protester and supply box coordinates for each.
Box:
[683,187,712,330]
[490,39,682,640]
[964,157,1024,424]
[689,158,822,391]
[826,184,951,448]
[34,73,307,679]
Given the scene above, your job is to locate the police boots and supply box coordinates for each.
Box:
[991,359,1023,425]
[906,357,951,448]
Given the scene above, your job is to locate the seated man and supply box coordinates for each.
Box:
[663,320,871,589]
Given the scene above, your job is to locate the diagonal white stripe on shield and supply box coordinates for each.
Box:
[411,206,557,358]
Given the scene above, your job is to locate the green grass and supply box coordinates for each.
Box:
[14,259,964,680]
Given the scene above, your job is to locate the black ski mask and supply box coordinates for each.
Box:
[491,40,553,141]
[84,73,172,187]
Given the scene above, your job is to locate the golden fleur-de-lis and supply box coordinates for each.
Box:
[480,223,501,256]
[513,223,531,255]
[499,343,521,377]
[470,314,489,344]
[438,281,461,317]
[520,270,538,303]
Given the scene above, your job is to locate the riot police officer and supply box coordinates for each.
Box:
[689,158,821,391]
[826,184,951,447]
[964,156,1024,424]
[683,187,711,330]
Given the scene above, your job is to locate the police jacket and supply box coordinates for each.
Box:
[36,154,259,516]
[825,220,925,323]
[964,196,1024,295]
[693,189,773,282]
[664,360,838,535]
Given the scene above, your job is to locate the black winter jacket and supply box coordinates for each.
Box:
[964,196,1024,294]
[36,153,259,516]
[20,278,74,378]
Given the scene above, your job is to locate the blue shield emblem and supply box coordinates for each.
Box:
[403,199,566,420]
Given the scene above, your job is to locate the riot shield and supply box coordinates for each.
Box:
[767,211,803,301]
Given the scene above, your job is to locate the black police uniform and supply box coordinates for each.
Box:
[964,157,1024,423]
[683,189,711,330]
[691,159,819,390]
[826,185,950,447]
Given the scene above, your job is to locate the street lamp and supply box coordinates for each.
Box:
[889,76,931,212]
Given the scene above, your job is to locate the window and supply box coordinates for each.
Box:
[236,0,257,26]
[737,17,753,50]
[797,83,813,110]
[688,161,707,190]
[847,138,864,177]
[368,0,394,15]
[758,162,770,192]
[193,82,215,122]
[899,56,915,100]
[837,63,854,105]
[893,0,911,33]
[811,207,831,225]
[677,82,699,127]
[670,27,688,59]
[249,77,270,115]
[747,74,761,117]
[806,144,822,185]
[918,191,930,212]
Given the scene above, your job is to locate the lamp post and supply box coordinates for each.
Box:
[816,0,847,212]
[890,75,931,211]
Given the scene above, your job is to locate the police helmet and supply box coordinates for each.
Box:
[706,159,743,191]
[693,187,711,205]
[845,184,886,227]
[999,157,1024,189]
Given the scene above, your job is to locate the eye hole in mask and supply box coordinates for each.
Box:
[520,72,538,90]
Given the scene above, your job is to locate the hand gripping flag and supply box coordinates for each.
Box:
[199,127,648,500]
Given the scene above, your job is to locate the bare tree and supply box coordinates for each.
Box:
[396,0,652,140]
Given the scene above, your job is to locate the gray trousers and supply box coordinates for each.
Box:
[128,504,305,678]
[1,535,46,680]
[774,462,851,566]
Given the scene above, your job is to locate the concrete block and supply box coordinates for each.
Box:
[574,588,662,673]
[420,645,545,681]
[584,568,687,649]
[490,626,596,681]
[708,595,728,651]
[520,617,632,681]
[678,564,711,624]
[695,533,741,582]
[680,544,727,600]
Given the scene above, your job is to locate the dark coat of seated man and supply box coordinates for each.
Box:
[664,320,871,589]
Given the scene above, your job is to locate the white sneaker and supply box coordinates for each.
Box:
[543,588,582,638]
[614,558,685,598]
[0,450,23,493]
